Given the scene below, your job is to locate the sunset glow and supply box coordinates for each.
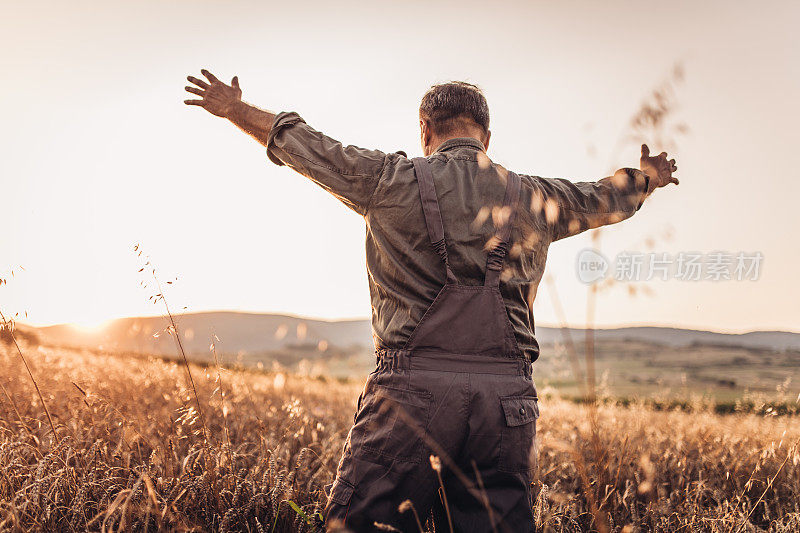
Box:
[68,317,112,334]
[2,0,798,332]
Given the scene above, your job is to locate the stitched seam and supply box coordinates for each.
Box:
[557,203,638,216]
[270,115,303,136]
[361,388,432,464]
[636,174,651,210]
[408,367,525,375]
[329,480,353,505]
[530,176,640,216]
[440,143,483,152]
[466,373,472,418]
[375,385,433,401]
[334,477,355,489]
[501,395,539,401]
[402,284,450,349]
[364,154,390,214]
[438,284,497,291]
[501,396,539,425]
[362,445,421,464]
[498,402,537,473]
[406,346,527,358]
[498,430,534,474]
[492,286,524,358]
[448,155,480,162]
[280,147,378,178]
[428,154,480,163]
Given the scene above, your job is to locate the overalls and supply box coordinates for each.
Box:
[325,157,539,533]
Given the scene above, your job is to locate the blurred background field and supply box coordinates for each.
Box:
[12,311,799,412]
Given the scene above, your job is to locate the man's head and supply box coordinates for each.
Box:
[419,81,491,156]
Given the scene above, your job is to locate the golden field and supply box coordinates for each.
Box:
[0,342,798,532]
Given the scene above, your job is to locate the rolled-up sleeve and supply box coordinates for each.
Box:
[531,168,650,241]
[266,112,387,215]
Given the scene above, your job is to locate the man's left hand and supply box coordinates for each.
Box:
[184,69,242,118]
[640,144,679,193]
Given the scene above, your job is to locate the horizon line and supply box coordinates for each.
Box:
[21,308,800,337]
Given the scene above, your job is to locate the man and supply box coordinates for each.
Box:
[184,70,678,532]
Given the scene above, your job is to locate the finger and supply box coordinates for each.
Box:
[641,144,650,158]
[187,76,209,89]
[201,69,220,84]
[185,86,205,96]
[231,76,239,89]
[671,163,678,172]
[669,158,676,166]
[670,177,679,185]
[659,152,668,159]
[184,99,206,106]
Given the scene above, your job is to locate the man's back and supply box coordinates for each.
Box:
[366,137,545,360]
[267,113,651,362]
[184,72,677,531]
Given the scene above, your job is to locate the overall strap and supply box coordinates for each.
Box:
[412,157,457,284]
[484,170,522,287]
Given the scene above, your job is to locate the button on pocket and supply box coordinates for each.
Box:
[498,395,539,473]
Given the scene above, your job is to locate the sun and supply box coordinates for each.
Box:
[68,316,112,334]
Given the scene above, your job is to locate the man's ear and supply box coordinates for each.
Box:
[420,118,433,155]
[483,130,491,151]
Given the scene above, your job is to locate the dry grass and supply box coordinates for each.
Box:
[0,342,799,532]
[0,343,356,532]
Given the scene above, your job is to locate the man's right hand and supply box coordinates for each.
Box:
[184,68,276,147]
[184,69,243,118]
[640,144,679,193]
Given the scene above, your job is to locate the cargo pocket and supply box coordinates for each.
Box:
[498,395,539,473]
[351,385,432,465]
[328,477,355,507]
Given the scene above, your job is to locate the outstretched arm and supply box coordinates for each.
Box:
[184,69,276,146]
[536,144,678,241]
[184,69,388,215]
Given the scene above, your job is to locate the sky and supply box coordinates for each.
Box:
[1,0,798,333]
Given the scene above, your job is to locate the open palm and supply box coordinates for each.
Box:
[640,144,679,193]
[184,69,242,118]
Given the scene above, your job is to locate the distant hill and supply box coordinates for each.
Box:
[534,326,800,352]
[23,311,800,355]
[32,311,372,356]
[16,312,799,397]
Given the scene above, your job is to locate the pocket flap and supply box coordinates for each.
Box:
[328,477,354,506]
[500,396,539,427]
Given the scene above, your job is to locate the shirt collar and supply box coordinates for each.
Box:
[433,137,486,154]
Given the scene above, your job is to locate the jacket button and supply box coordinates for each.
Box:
[519,407,525,415]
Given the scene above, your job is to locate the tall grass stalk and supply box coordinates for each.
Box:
[0,309,56,437]
[139,250,210,443]
[211,333,233,461]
